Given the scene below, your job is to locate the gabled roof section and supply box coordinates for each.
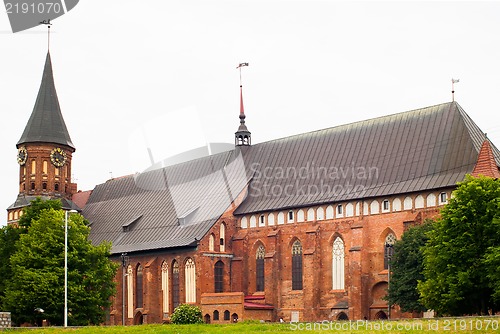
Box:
[17,52,75,149]
[85,149,249,254]
[71,190,92,209]
[234,101,500,214]
[471,139,500,178]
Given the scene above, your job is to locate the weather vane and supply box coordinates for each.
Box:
[236,63,249,87]
[40,19,52,50]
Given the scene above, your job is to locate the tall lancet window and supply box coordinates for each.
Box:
[256,245,265,292]
[384,233,396,270]
[127,264,133,318]
[136,264,143,308]
[185,258,196,303]
[209,233,215,252]
[172,261,180,309]
[220,223,226,252]
[332,237,345,290]
[292,240,303,290]
[161,261,169,315]
[214,261,224,293]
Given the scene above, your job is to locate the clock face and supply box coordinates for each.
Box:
[17,147,27,165]
[50,147,67,167]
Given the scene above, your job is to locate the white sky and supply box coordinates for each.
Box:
[2,1,500,226]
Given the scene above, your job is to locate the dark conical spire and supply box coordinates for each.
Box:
[17,52,75,150]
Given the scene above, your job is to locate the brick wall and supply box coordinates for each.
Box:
[109,189,447,325]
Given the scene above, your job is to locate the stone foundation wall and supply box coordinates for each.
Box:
[0,312,11,328]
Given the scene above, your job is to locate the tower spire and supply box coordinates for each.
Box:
[235,63,251,146]
[17,52,74,149]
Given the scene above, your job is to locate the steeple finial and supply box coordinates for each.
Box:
[235,63,251,146]
[40,19,52,51]
[451,78,459,102]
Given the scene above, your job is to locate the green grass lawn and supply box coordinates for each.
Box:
[2,318,500,333]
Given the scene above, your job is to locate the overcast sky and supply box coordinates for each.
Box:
[2,1,500,225]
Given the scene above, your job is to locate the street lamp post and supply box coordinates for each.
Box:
[121,253,129,326]
[64,209,78,328]
[385,242,394,320]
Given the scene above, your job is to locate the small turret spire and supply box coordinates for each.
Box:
[235,63,251,146]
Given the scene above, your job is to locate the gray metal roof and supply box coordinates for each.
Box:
[85,150,248,254]
[17,52,75,149]
[235,102,499,214]
[85,101,499,253]
[8,195,81,211]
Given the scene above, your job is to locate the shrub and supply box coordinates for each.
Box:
[170,304,203,324]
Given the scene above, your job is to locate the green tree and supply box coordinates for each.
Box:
[418,175,500,316]
[0,225,24,308]
[0,198,64,310]
[386,221,433,313]
[483,218,500,304]
[3,208,118,326]
[18,197,62,228]
[0,197,58,307]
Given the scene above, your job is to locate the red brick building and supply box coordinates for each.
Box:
[8,53,500,324]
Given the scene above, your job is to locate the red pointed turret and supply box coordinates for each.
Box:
[471,139,500,178]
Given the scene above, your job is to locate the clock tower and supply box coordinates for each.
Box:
[7,52,79,225]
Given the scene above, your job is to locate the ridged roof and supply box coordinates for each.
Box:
[235,102,499,214]
[85,150,248,254]
[85,101,500,253]
[17,52,75,149]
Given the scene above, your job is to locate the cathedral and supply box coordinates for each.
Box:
[7,52,500,325]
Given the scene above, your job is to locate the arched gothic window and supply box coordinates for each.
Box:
[214,261,224,293]
[136,264,143,308]
[292,240,303,290]
[172,261,180,309]
[220,223,226,252]
[256,245,265,292]
[332,237,345,290]
[161,261,169,315]
[384,233,396,270]
[185,258,196,303]
[127,264,133,318]
[209,233,215,251]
